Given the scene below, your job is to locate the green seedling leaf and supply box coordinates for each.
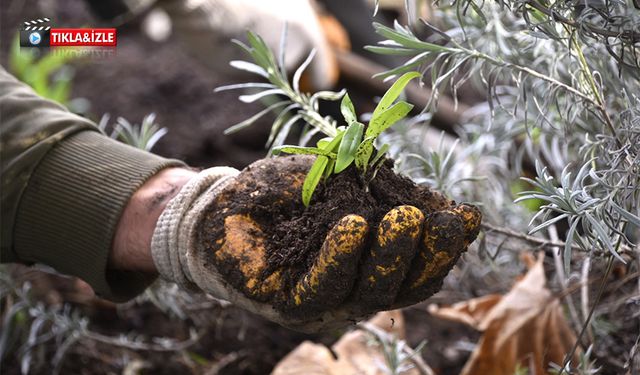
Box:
[370,143,390,168]
[371,71,421,120]
[340,93,357,125]
[355,137,375,171]
[272,145,333,157]
[316,137,332,149]
[369,144,391,182]
[324,158,336,179]
[321,130,345,153]
[335,122,364,173]
[303,155,328,206]
[367,101,414,138]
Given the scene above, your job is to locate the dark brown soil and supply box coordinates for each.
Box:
[200,155,455,300]
[265,158,453,287]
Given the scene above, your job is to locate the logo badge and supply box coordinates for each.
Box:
[29,32,41,45]
[20,18,51,47]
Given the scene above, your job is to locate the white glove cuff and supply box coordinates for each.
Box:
[151,166,239,290]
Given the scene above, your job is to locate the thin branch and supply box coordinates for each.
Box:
[482,222,635,256]
[463,48,602,108]
[481,222,582,250]
[525,0,640,44]
[83,330,201,352]
[549,225,584,344]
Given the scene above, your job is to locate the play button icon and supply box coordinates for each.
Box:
[29,32,41,45]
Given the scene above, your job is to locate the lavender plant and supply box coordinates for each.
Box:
[367,0,639,372]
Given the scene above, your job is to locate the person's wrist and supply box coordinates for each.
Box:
[110,167,197,273]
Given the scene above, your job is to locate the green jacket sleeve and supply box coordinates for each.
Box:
[0,65,186,301]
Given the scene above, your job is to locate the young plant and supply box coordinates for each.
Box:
[98,113,168,151]
[219,29,420,206]
[273,71,419,206]
[215,30,344,151]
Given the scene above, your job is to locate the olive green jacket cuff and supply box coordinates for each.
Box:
[13,131,185,302]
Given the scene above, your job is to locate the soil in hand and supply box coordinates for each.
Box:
[199,155,456,301]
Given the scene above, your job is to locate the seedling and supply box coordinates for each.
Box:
[217,30,420,206]
[273,72,419,205]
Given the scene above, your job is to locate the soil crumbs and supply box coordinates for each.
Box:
[263,159,452,290]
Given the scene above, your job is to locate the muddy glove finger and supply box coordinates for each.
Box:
[350,206,424,314]
[281,214,368,319]
[394,204,482,307]
[211,214,283,302]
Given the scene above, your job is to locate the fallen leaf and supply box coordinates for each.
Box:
[429,252,580,375]
[272,310,431,375]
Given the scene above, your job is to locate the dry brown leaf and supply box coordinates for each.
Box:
[429,252,580,375]
[272,310,426,375]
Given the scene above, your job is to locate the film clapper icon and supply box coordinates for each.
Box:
[20,18,51,47]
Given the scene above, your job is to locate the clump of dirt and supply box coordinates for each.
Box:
[199,155,455,294]
[265,158,453,285]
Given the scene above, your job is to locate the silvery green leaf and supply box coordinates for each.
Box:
[229,60,268,78]
[214,83,277,92]
[529,213,568,234]
[239,89,285,103]
[293,49,317,93]
[224,101,289,135]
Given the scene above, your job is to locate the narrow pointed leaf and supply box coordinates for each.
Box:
[371,71,421,119]
[224,101,288,134]
[370,143,390,168]
[229,60,268,78]
[293,49,317,93]
[335,122,364,173]
[340,93,358,125]
[355,137,375,171]
[303,155,328,206]
[367,101,414,138]
[364,46,418,56]
[272,146,332,156]
[321,131,345,153]
[239,89,285,103]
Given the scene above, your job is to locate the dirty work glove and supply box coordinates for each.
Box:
[158,0,339,90]
[151,156,481,332]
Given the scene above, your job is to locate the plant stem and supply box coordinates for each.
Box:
[524,1,640,44]
[570,34,621,148]
[559,222,626,374]
[481,222,581,250]
[465,48,601,107]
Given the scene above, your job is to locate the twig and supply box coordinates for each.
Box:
[636,241,640,296]
[482,222,636,257]
[84,330,201,352]
[204,351,247,375]
[560,252,616,374]
[481,222,580,250]
[549,225,584,342]
[525,0,640,44]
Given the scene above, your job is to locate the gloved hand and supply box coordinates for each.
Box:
[151,156,481,332]
[158,0,340,90]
